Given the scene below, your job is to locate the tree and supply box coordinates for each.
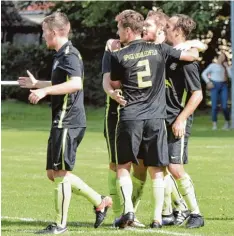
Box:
[7,1,232,106]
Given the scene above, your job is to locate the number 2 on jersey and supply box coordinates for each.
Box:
[137,59,152,88]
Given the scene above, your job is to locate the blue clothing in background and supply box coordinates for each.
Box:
[210,81,229,122]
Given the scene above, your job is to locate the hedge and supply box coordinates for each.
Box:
[1,43,106,106]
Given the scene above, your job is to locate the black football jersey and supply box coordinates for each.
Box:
[165,59,201,125]
[110,39,181,120]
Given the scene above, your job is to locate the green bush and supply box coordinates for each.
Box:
[1,43,53,102]
[83,59,105,106]
[1,43,105,106]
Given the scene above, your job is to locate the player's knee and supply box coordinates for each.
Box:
[148,166,164,179]
[133,167,147,181]
[109,162,117,172]
[168,164,185,180]
[47,170,54,182]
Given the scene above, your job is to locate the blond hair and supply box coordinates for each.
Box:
[43,12,70,36]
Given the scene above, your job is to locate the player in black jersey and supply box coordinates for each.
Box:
[143,11,205,228]
[164,14,204,229]
[104,9,198,228]
[102,39,146,228]
[103,12,188,228]
[143,10,189,226]
[143,10,207,227]
[18,12,112,234]
[102,41,122,225]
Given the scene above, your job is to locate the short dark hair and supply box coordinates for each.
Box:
[115,10,144,34]
[173,14,196,39]
[43,12,70,36]
[146,10,169,31]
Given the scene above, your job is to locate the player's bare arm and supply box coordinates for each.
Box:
[172,90,203,138]
[29,76,82,104]
[179,48,199,61]
[174,40,207,52]
[106,39,121,52]
[103,73,126,106]
[18,70,51,89]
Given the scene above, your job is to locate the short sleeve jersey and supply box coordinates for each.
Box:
[165,58,202,125]
[102,50,118,114]
[51,41,86,128]
[110,40,181,120]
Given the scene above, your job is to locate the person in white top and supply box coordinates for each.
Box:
[202,52,231,130]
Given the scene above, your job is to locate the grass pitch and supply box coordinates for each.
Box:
[1,101,234,236]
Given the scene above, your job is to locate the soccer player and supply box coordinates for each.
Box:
[104,9,198,228]
[164,14,204,228]
[18,12,112,234]
[143,11,206,228]
[143,10,192,226]
[142,10,189,225]
[103,15,187,227]
[102,40,123,224]
[102,39,146,228]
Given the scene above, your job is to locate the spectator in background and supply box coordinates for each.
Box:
[202,52,231,130]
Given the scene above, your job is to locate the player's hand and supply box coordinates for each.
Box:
[172,118,186,139]
[18,70,38,89]
[206,81,214,90]
[111,89,127,106]
[106,39,121,52]
[28,89,47,104]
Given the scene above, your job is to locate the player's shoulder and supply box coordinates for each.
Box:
[182,60,200,70]
[139,41,161,47]
[112,44,131,52]
[64,44,83,61]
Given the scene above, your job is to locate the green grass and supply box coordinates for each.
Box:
[1,101,234,236]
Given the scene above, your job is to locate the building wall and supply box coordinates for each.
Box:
[13,32,41,45]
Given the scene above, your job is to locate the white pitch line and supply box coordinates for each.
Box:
[1,216,203,236]
[74,229,202,236]
[1,216,48,222]
[1,81,19,86]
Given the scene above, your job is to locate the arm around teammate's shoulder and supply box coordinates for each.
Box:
[180,48,199,61]
[159,43,198,62]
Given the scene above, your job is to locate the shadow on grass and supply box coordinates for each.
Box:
[205,217,234,221]
[191,129,234,138]
[1,219,111,228]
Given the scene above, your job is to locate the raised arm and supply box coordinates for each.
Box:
[161,43,199,62]
[174,39,208,53]
[223,62,232,79]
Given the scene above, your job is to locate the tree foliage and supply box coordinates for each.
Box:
[7,1,231,106]
[49,1,231,106]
